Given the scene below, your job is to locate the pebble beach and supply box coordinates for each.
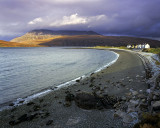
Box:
[0,49,158,128]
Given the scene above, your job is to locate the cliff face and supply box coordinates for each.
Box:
[11,29,100,43]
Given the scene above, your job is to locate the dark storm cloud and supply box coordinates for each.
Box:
[0,0,160,40]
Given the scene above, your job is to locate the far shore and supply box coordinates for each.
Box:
[0,48,158,128]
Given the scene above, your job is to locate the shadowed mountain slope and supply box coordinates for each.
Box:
[39,35,160,48]
[10,29,160,47]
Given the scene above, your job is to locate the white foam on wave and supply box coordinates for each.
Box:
[94,51,119,73]
[0,51,119,112]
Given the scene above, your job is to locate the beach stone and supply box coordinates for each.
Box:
[90,77,95,82]
[152,101,160,110]
[127,105,136,113]
[129,79,133,82]
[66,117,81,126]
[33,105,41,111]
[18,114,28,122]
[9,103,14,106]
[121,96,127,101]
[27,102,35,106]
[39,99,44,103]
[27,113,38,121]
[46,120,53,125]
[153,91,160,96]
[76,79,80,82]
[123,112,138,124]
[65,93,75,101]
[19,100,24,103]
[9,120,18,126]
[141,99,146,102]
[75,92,101,109]
[126,92,132,96]
[41,112,50,119]
[132,91,138,96]
[114,110,126,118]
[63,101,71,107]
[95,91,102,97]
[138,94,146,99]
[113,102,121,108]
[146,89,151,93]
[153,95,158,100]
[139,103,148,111]
[75,89,81,92]
[129,100,139,107]
[101,95,118,108]
[11,108,17,112]
[89,84,94,87]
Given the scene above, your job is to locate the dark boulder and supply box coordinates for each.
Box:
[46,120,53,125]
[75,92,102,109]
[65,93,75,102]
[74,92,119,110]
[101,95,118,109]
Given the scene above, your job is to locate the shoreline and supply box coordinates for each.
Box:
[0,49,119,112]
[0,49,153,128]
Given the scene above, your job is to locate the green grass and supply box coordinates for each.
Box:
[142,48,160,54]
[142,48,160,59]
[90,46,130,50]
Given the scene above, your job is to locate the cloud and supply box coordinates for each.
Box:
[0,0,160,40]
[50,13,87,26]
[50,14,109,27]
[28,17,43,25]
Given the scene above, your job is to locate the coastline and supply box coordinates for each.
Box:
[0,49,150,128]
[0,49,119,112]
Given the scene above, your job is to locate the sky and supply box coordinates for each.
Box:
[0,0,160,41]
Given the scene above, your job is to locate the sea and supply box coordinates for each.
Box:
[0,47,119,109]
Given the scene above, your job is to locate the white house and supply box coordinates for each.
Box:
[127,45,131,48]
[127,43,150,49]
[141,44,145,49]
[137,44,142,49]
[144,43,150,49]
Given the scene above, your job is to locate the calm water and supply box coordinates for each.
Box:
[0,47,118,106]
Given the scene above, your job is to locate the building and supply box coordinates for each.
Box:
[137,44,142,49]
[127,45,131,48]
[127,43,150,49]
[144,43,150,49]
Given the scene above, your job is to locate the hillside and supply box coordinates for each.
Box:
[39,35,160,48]
[11,29,100,43]
[10,29,160,47]
[0,40,40,47]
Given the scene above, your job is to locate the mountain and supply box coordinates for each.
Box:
[39,35,160,48]
[10,29,160,48]
[29,29,100,35]
[10,29,100,43]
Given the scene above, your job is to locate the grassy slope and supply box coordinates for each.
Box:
[2,35,160,48]
[16,36,63,45]
[39,35,160,48]
[142,48,160,56]
[0,40,42,47]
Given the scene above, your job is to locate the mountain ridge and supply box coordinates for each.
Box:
[8,29,160,48]
[11,29,100,43]
[28,29,100,35]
